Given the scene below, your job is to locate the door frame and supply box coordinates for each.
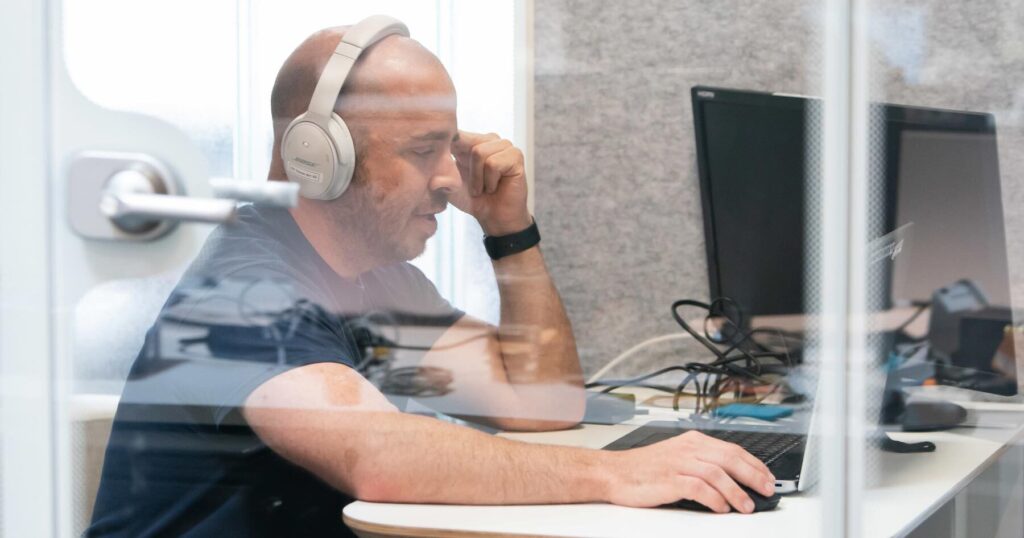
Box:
[0,0,58,535]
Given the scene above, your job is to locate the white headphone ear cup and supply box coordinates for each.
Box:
[281,114,340,200]
[323,112,356,200]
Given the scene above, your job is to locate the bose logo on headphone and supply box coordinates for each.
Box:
[281,15,410,200]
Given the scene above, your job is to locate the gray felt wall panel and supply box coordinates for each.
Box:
[534,0,1024,379]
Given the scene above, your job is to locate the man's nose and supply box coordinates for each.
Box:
[429,155,461,194]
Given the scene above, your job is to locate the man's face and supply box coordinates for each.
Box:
[328,92,461,265]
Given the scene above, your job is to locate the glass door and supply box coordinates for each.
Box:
[2,1,526,535]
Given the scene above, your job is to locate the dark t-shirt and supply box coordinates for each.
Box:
[87,204,463,537]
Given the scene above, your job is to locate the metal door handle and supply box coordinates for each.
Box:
[69,152,299,241]
[100,191,238,230]
[99,172,300,233]
[210,178,298,208]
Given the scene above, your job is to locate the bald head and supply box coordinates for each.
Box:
[268,24,462,273]
[270,26,456,149]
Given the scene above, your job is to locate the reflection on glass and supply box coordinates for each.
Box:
[859,2,1024,532]
[84,19,588,537]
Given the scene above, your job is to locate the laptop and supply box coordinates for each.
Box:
[603,226,913,494]
[604,416,812,493]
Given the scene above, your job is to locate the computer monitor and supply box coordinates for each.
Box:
[691,87,811,318]
[692,86,1011,311]
[883,107,1010,308]
[691,85,1016,395]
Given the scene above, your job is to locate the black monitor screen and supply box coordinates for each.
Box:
[886,113,1010,308]
[692,87,1011,316]
[693,89,809,317]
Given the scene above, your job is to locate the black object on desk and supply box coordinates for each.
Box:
[667,485,781,513]
[901,400,968,432]
[881,369,968,432]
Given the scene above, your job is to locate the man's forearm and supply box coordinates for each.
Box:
[492,245,583,389]
[271,408,610,505]
[412,243,583,431]
[246,362,778,515]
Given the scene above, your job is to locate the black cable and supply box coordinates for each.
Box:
[667,298,799,413]
[671,299,731,360]
[698,296,803,370]
[703,296,746,345]
[584,381,687,395]
[583,365,694,394]
[672,300,790,374]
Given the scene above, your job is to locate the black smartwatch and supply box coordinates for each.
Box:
[483,218,540,260]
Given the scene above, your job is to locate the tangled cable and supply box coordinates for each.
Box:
[586,298,801,414]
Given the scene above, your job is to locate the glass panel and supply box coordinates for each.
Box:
[856,1,1024,536]
[38,0,1024,535]
[63,0,238,178]
[59,2,520,536]
[61,0,513,325]
[19,0,866,535]
[535,0,843,533]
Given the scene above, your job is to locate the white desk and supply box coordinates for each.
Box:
[342,397,1024,538]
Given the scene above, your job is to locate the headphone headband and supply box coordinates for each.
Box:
[281,15,410,200]
[307,15,410,121]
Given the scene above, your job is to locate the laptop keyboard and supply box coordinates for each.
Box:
[636,429,804,465]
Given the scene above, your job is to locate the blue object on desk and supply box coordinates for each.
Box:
[713,403,793,421]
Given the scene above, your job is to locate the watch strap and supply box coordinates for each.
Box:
[483,219,540,260]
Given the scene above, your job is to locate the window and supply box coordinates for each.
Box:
[63,0,526,323]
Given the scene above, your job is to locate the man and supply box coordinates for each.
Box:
[88,21,775,537]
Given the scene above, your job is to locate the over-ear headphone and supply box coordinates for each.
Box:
[281,15,410,200]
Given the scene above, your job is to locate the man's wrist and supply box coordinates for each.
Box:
[483,218,540,261]
[587,449,618,503]
[479,214,534,237]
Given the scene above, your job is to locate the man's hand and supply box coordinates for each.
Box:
[603,431,777,514]
[451,131,532,236]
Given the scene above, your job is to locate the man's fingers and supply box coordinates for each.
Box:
[470,139,512,195]
[684,461,754,514]
[677,476,730,514]
[451,131,526,196]
[482,154,504,194]
[685,431,771,477]
[695,443,775,497]
[452,130,499,156]
[482,148,524,194]
[717,438,774,480]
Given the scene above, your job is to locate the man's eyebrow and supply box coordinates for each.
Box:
[408,131,458,142]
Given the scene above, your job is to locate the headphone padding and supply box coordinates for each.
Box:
[324,112,356,199]
[280,112,355,200]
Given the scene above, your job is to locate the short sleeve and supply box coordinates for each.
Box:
[365,263,465,324]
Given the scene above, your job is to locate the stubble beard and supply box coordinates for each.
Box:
[326,178,426,269]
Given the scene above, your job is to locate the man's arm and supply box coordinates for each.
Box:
[419,131,584,431]
[243,362,777,514]
[417,247,585,432]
